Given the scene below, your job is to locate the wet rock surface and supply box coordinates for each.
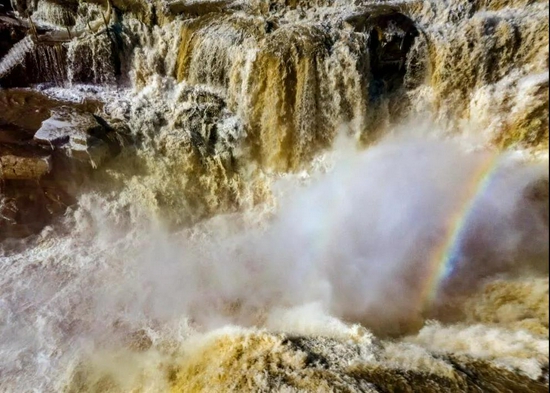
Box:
[35,106,113,166]
[0,1,548,392]
[0,0,426,239]
[167,0,238,15]
[0,90,125,240]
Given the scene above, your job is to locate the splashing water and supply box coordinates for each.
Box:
[1,136,548,391]
[0,0,549,391]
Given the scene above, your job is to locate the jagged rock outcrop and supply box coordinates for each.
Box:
[167,0,239,15]
[0,91,126,241]
[0,0,428,235]
[0,1,548,391]
[35,106,115,168]
[0,145,51,180]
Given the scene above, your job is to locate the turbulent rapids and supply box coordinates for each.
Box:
[0,0,549,392]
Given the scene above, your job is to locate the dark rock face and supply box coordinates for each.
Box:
[35,106,112,166]
[341,5,422,98]
[0,92,125,241]
[0,142,51,180]
[0,12,26,59]
[0,1,130,240]
[366,10,421,96]
[168,0,237,16]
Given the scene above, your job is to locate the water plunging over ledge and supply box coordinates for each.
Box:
[0,0,548,391]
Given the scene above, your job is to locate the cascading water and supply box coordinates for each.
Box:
[0,0,548,392]
[403,0,549,150]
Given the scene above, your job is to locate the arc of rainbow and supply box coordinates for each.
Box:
[420,151,502,310]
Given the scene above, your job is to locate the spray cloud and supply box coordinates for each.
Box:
[86,137,549,337]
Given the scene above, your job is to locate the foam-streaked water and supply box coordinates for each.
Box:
[1,0,549,391]
[1,136,547,391]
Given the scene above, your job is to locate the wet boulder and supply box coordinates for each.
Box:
[0,124,64,240]
[0,94,128,241]
[35,106,112,168]
[0,179,71,240]
[0,145,51,180]
[0,122,52,180]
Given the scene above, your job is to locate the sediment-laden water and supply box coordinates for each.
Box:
[0,0,548,391]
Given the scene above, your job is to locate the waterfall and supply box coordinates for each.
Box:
[0,0,548,392]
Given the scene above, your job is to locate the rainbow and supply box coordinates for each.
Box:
[421,151,502,309]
